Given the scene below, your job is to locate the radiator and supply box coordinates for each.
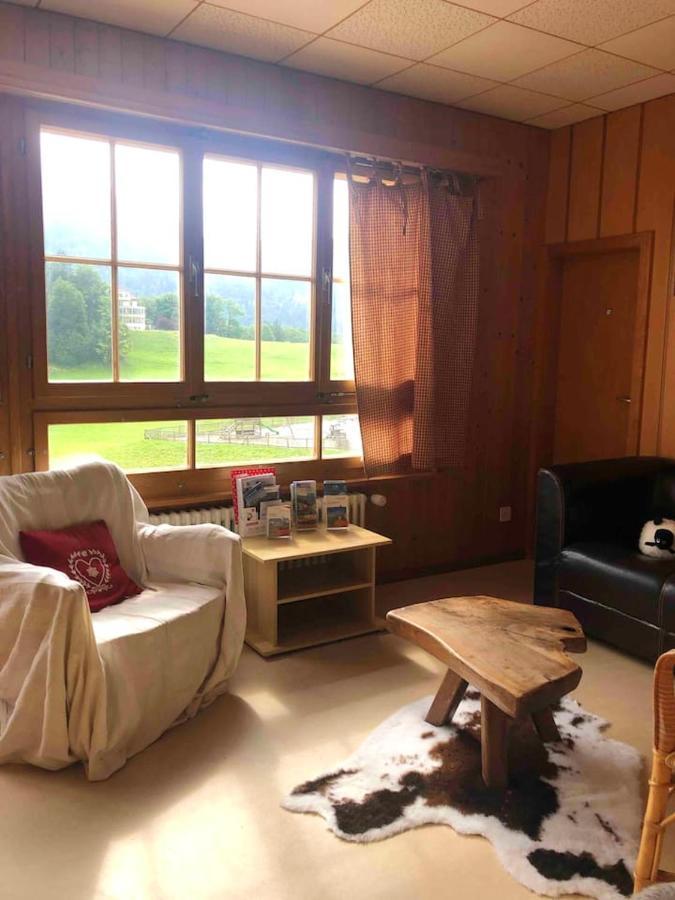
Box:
[149,492,366,533]
[149,506,235,529]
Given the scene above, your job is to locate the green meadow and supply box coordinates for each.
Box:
[48,330,315,383]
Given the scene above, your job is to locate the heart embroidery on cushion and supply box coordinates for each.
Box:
[67,549,112,595]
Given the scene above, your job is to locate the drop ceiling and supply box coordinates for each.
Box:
[17,0,675,128]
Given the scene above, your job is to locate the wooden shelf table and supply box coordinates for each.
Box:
[242,525,391,657]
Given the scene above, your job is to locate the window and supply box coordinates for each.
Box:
[47,421,189,473]
[203,158,315,383]
[322,414,362,459]
[195,416,315,467]
[43,413,362,474]
[34,110,361,488]
[41,129,182,384]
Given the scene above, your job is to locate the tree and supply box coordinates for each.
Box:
[46,264,129,368]
[205,295,228,337]
[205,294,245,338]
[144,293,179,330]
[47,279,90,367]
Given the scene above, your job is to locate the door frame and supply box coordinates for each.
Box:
[541,231,654,465]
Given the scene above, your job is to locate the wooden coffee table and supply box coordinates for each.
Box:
[386,596,586,789]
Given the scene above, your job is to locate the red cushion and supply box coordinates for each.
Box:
[20,520,142,612]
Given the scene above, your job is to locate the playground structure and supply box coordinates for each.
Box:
[144,417,353,453]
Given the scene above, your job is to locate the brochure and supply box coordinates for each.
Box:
[230,466,276,527]
[266,503,292,539]
[259,485,282,529]
[291,480,319,531]
[323,479,348,496]
[231,467,278,537]
[324,495,350,530]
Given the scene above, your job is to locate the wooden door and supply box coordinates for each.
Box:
[553,248,641,464]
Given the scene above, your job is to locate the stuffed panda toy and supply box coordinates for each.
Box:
[639,517,675,558]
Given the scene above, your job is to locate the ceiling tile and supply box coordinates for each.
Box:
[588,72,675,110]
[206,0,367,34]
[172,4,314,62]
[600,16,675,70]
[429,21,579,82]
[509,0,675,46]
[41,0,198,34]
[283,38,410,85]
[451,0,533,14]
[525,103,602,128]
[377,63,498,104]
[514,49,659,101]
[456,84,567,120]
[326,0,495,62]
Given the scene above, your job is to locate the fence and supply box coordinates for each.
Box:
[144,426,313,451]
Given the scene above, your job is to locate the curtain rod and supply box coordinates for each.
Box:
[347,154,483,183]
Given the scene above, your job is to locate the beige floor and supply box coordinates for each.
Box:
[0,561,663,900]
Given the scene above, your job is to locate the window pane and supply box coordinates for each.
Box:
[117,268,180,382]
[204,274,256,381]
[196,416,315,468]
[115,144,180,265]
[46,262,113,382]
[322,414,362,458]
[331,282,354,382]
[41,130,111,260]
[332,176,350,281]
[48,421,188,473]
[203,158,257,272]
[330,177,354,381]
[261,167,313,277]
[260,278,310,381]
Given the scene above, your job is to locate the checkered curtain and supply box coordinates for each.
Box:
[348,174,479,476]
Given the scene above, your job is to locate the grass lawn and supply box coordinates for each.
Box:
[47,330,330,382]
[48,420,313,473]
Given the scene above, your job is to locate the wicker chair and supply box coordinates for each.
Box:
[635,650,675,893]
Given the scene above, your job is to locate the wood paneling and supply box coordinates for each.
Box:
[600,106,642,237]
[0,2,548,582]
[567,117,604,242]
[544,94,675,470]
[0,2,507,177]
[545,127,570,244]
[636,97,675,455]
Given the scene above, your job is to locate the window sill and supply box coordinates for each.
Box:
[142,468,440,512]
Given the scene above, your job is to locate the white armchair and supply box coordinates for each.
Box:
[0,461,246,780]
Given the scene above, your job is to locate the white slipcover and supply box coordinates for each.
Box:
[0,461,246,780]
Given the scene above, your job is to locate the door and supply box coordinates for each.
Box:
[553,248,641,464]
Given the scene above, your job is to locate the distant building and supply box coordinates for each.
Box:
[118,291,146,331]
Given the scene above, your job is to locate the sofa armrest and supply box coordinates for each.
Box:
[534,457,672,606]
[136,522,241,588]
[136,523,247,684]
[0,557,91,691]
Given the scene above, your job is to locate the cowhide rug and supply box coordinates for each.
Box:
[283,690,643,900]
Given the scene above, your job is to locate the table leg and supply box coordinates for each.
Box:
[481,696,510,788]
[532,707,561,743]
[426,670,468,726]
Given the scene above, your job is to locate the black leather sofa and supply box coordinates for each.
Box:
[534,457,675,662]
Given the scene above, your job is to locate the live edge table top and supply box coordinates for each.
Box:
[386,596,586,720]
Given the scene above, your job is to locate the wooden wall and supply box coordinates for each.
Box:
[0,2,549,581]
[544,96,675,460]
